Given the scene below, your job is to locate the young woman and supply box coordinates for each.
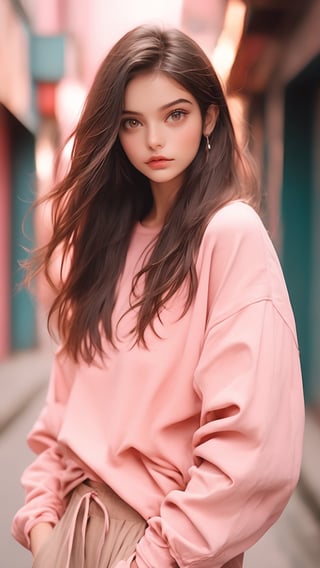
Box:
[12,25,304,568]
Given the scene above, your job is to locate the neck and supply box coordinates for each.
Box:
[142,179,181,228]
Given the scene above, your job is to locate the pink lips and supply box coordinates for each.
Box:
[146,156,173,169]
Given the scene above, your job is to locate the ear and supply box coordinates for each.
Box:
[203,104,219,137]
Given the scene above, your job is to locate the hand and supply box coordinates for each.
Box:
[130,559,138,568]
[30,522,54,558]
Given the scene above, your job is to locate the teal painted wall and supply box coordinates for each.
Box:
[282,56,320,403]
[30,34,65,82]
[9,113,37,350]
[0,106,11,358]
[310,91,320,406]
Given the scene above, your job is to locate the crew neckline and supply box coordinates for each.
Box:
[136,221,162,236]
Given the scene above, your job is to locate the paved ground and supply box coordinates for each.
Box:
[0,386,47,568]
[1,358,320,567]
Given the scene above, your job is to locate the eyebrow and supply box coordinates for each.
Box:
[122,98,193,115]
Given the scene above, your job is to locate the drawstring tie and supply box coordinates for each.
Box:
[65,489,109,568]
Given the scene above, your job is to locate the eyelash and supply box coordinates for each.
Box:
[121,109,188,130]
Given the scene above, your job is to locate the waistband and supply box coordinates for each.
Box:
[61,479,145,567]
[82,479,145,522]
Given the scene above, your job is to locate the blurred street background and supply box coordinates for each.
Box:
[1,0,320,566]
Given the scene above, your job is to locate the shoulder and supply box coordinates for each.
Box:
[201,200,269,261]
[197,201,271,290]
[206,200,265,239]
[197,201,296,335]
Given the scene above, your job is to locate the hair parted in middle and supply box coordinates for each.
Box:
[33,24,259,362]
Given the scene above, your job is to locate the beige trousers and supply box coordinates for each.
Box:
[32,480,147,568]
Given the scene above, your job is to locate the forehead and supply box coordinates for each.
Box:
[123,71,195,110]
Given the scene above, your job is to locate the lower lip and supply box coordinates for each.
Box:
[147,160,171,170]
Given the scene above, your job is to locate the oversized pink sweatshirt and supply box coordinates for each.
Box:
[12,201,304,567]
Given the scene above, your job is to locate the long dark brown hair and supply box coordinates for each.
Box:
[28,25,259,362]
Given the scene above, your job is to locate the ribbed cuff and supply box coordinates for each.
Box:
[135,525,177,567]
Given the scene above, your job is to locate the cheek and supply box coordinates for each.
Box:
[119,131,142,159]
[181,124,203,155]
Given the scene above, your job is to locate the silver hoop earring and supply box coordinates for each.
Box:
[206,135,211,151]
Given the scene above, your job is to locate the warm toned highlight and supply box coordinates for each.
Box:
[25,25,260,362]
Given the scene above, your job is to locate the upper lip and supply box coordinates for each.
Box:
[146,155,172,163]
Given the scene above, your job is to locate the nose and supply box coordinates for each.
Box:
[146,124,164,150]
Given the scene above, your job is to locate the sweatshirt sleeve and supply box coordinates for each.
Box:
[133,205,305,567]
[11,349,81,549]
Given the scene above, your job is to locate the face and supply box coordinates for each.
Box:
[118,72,204,194]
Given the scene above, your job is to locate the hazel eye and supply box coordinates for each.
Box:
[168,110,187,122]
[122,118,141,129]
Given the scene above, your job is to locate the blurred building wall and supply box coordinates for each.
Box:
[228,0,320,407]
[0,107,11,357]
[0,0,32,127]
[0,0,36,359]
